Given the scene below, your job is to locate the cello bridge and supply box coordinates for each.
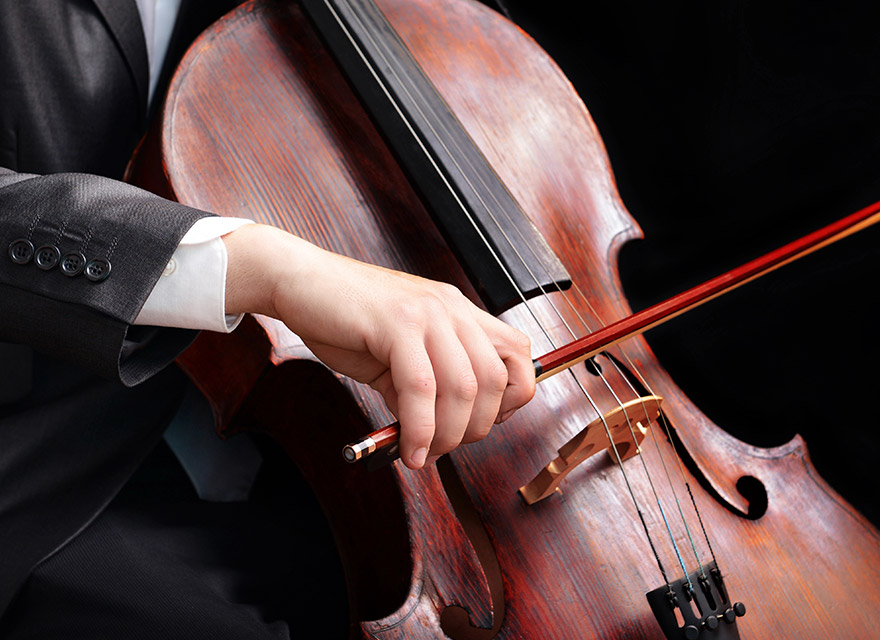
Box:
[518,395,663,505]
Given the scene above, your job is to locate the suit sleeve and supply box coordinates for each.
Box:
[0,167,213,386]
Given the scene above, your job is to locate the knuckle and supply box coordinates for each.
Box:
[437,282,464,302]
[511,328,532,354]
[452,372,479,402]
[486,358,509,393]
[394,301,427,327]
[400,296,447,327]
[406,422,435,444]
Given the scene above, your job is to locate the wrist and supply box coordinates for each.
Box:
[223,224,291,317]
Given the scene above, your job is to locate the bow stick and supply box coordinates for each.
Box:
[343,200,880,464]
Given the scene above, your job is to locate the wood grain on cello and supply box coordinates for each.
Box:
[130,0,880,637]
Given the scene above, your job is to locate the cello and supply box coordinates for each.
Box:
[129,0,880,637]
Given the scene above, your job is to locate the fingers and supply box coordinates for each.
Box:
[484,316,536,420]
[423,323,478,455]
[386,299,481,470]
[387,331,438,470]
[386,288,533,470]
[453,324,508,444]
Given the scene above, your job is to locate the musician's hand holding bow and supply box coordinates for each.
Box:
[223,223,535,469]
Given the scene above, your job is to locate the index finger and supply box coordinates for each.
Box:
[388,336,437,470]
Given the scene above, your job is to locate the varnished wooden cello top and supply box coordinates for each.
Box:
[132,0,880,637]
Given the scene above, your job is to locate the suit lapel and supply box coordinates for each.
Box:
[91,0,149,115]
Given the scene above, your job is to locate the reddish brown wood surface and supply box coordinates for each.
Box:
[142,0,880,637]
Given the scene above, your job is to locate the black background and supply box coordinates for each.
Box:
[487,0,880,525]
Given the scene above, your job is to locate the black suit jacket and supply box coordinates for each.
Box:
[0,0,237,614]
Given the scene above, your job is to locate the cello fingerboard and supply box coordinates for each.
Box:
[300,0,572,314]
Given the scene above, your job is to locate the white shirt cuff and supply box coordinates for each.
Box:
[134,217,254,332]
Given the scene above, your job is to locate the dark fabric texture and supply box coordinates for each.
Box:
[0,353,190,614]
[0,0,255,619]
[0,1,146,178]
[0,440,349,639]
[0,171,206,325]
[0,172,207,381]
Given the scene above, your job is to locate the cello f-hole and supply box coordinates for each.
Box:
[436,455,505,639]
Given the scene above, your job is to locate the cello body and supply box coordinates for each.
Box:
[133,0,880,637]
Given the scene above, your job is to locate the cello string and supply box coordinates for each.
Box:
[631,379,721,569]
[570,293,719,571]
[611,356,714,584]
[568,297,713,575]
[324,0,683,586]
[594,372,694,584]
[331,0,700,584]
[475,223,712,580]
[612,357,718,570]
[513,223,715,576]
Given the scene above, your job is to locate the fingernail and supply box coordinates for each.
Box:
[411,447,428,468]
[496,410,515,424]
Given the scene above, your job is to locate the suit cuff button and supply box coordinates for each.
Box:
[61,252,86,276]
[35,245,61,270]
[84,258,111,282]
[9,239,34,264]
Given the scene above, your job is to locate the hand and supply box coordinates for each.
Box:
[223,224,535,469]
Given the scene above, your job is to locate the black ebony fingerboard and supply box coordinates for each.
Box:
[299,0,571,314]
